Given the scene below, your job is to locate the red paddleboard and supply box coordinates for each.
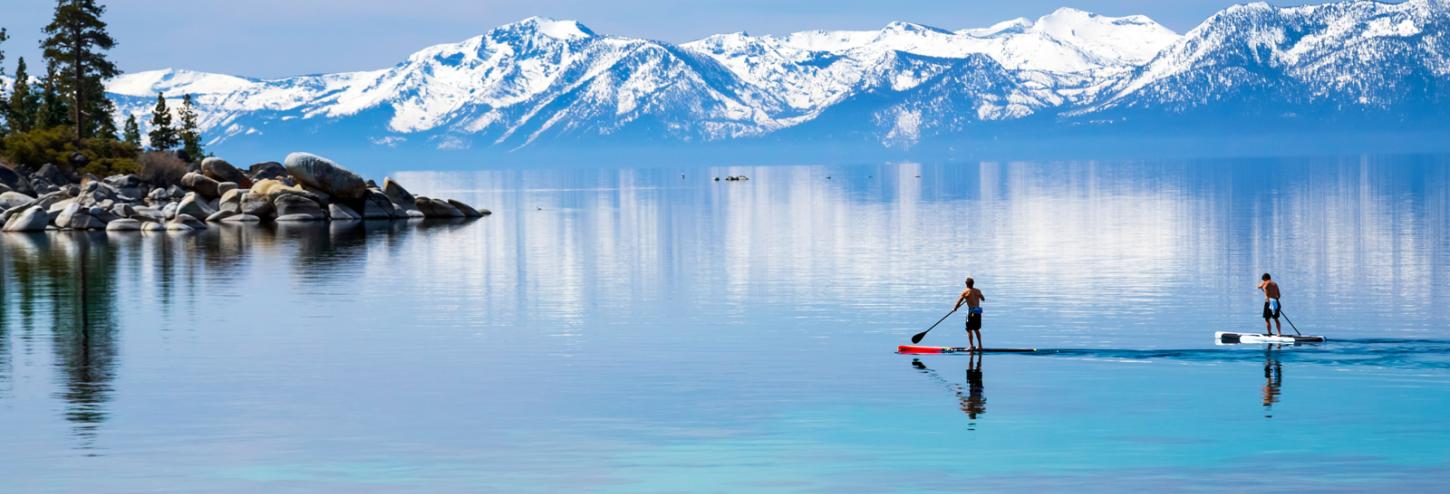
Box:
[898,345,1037,354]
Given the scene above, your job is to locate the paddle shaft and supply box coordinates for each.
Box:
[911,308,958,344]
[1279,309,1303,336]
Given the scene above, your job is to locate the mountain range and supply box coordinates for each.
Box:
[103,0,1450,164]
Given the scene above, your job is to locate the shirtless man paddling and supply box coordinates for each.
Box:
[1258,273,1283,336]
[953,277,987,351]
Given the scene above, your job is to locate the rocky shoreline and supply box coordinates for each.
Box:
[0,152,487,233]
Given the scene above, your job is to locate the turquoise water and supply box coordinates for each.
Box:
[3,156,1450,492]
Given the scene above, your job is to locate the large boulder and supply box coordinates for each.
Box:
[382,178,420,213]
[283,152,366,200]
[205,210,237,223]
[54,202,83,228]
[177,192,216,219]
[103,174,145,199]
[180,172,221,199]
[360,189,401,219]
[2,206,52,232]
[201,158,252,188]
[415,197,463,218]
[273,194,326,220]
[248,161,287,181]
[446,199,485,218]
[240,194,275,219]
[222,214,260,223]
[0,191,34,211]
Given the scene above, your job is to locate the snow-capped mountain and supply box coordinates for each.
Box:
[102,1,1450,160]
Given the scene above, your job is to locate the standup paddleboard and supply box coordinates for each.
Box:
[1215,331,1326,345]
[898,345,1037,354]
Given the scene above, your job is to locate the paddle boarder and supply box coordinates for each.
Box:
[1258,273,1283,336]
[953,277,986,351]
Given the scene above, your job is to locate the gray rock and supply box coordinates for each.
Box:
[34,163,71,186]
[161,202,179,220]
[248,161,286,181]
[169,214,206,230]
[300,184,333,206]
[0,191,34,210]
[283,152,367,200]
[105,218,142,231]
[178,192,216,219]
[382,178,420,213]
[361,189,401,219]
[48,198,76,215]
[64,184,81,197]
[180,172,221,199]
[446,199,485,217]
[218,181,239,197]
[240,194,275,219]
[141,221,165,232]
[222,214,260,223]
[415,197,464,218]
[55,202,83,228]
[201,158,252,188]
[275,213,326,222]
[2,206,52,232]
[274,194,326,219]
[328,203,360,220]
[205,210,238,222]
[147,187,171,204]
[218,188,246,214]
[112,203,138,219]
[131,206,165,223]
[69,213,108,230]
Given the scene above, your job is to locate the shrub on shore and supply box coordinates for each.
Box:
[138,151,187,185]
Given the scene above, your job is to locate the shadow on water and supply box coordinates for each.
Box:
[0,232,121,449]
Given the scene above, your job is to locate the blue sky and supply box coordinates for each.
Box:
[2,0,1340,78]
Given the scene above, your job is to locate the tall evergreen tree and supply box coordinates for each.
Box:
[41,0,121,142]
[121,113,140,146]
[1,27,8,135]
[35,62,72,130]
[178,94,203,159]
[147,92,177,150]
[6,57,41,135]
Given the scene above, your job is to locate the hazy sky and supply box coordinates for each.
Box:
[1,1,1341,78]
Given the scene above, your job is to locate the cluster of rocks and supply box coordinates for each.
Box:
[714,175,751,182]
[1,152,488,233]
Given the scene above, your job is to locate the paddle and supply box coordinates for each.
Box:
[911,308,958,344]
[1279,309,1303,336]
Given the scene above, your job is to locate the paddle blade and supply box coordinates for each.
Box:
[910,331,927,344]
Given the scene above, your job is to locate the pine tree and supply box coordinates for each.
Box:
[178,94,203,159]
[35,62,72,130]
[147,92,178,150]
[41,0,121,142]
[6,58,42,135]
[122,113,140,146]
[0,27,8,135]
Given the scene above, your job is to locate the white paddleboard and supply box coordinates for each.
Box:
[1215,331,1300,345]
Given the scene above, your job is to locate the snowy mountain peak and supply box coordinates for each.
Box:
[880,21,955,36]
[496,17,596,41]
[106,68,258,97]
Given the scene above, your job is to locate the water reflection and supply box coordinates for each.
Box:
[1263,346,1284,418]
[912,355,987,430]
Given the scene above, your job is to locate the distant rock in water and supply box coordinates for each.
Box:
[415,197,464,218]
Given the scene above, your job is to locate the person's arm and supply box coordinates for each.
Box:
[979,290,986,302]
[953,291,968,311]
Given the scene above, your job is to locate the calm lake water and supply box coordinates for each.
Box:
[3,156,1450,492]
